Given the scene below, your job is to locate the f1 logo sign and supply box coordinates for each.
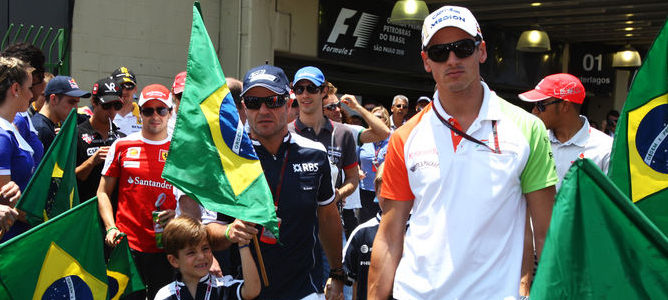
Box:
[326,8,379,49]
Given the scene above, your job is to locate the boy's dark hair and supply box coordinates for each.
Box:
[163,216,208,257]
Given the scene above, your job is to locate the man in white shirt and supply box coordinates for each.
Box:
[519,73,613,189]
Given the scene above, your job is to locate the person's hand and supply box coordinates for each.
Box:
[359,170,367,180]
[209,256,223,277]
[90,146,110,165]
[324,277,344,300]
[158,209,176,226]
[105,227,123,247]
[340,94,361,111]
[0,204,18,235]
[226,219,258,245]
[0,181,21,206]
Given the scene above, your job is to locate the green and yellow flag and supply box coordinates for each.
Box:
[162,2,278,237]
[0,198,108,299]
[16,109,79,226]
[608,20,668,234]
[106,236,144,300]
[532,159,668,299]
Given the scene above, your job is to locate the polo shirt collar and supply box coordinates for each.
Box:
[549,115,590,147]
[251,132,291,146]
[431,82,502,126]
[294,116,333,134]
[0,116,34,155]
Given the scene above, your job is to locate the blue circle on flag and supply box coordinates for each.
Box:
[635,104,668,174]
[41,275,93,300]
[107,275,120,298]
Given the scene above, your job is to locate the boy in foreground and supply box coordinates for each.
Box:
[155,216,260,300]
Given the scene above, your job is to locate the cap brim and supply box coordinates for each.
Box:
[98,95,122,103]
[173,86,185,94]
[241,83,288,97]
[292,77,323,86]
[65,90,92,98]
[518,90,550,102]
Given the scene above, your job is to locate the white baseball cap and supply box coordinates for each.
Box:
[421,6,483,49]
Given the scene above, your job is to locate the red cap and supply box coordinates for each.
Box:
[139,84,173,108]
[172,71,187,95]
[518,73,586,104]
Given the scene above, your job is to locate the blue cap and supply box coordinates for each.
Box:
[292,66,325,86]
[241,64,291,96]
[44,76,91,98]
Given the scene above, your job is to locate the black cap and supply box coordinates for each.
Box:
[92,77,122,103]
[110,66,137,86]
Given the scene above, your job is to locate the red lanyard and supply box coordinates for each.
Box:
[175,275,212,300]
[267,135,290,206]
[432,105,501,154]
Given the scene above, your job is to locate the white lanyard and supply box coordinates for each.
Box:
[174,275,212,300]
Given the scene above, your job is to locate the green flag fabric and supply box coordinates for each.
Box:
[0,198,108,299]
[608,20,668,234]
[106,236,144,300]
[16,109,79,226]
[531,159,668,299]
[162,2,278,237]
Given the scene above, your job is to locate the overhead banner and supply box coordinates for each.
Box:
[569,44,616,95]
[318,0,424,72]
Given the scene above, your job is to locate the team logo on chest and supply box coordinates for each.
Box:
[81,133,93,144]
[293,162,319,173]
[126,147,141,159]
[159,149,168,162]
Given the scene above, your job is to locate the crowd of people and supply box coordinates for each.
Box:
[0,4,618,300]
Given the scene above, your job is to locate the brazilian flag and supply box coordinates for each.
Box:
[106,237,144,300]
[16,109,80,226]
[608,20,668,235]
[0,198,107,299]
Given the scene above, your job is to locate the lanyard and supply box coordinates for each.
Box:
[267,135,291,206]
[432,105,501,154]
[175,275,212,300]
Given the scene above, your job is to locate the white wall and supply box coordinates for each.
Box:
[70,0,221,99]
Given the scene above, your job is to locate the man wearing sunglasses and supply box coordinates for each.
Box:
[390,95,409,130]
[519,73,612,189]
[98,83,176,300]
[369,6,558,300]
[111,66,143,136]
[76,77,125,202]
[228,64,342,299]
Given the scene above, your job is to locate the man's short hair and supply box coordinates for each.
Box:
[1,42,45,74]
[607,110,619,118]
[392,95,409,106]
[163,216,208,257]
[226,77,243,108]
[326,82,337,96]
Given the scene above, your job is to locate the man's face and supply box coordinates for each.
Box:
[323,93,342,122]
[173,93,182,114]
[244,87,290,140]
[531,97,562,130]
[391,98,408,119]
[293,79,325,115]
[416,101,429,112]
[121,83,137,105]
[421,27,487,94]
[140,100,171,136]
[92,99,122,122]
[52,94,80,122]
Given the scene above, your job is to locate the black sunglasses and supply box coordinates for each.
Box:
[122,82,136,90]
[243,95,289,110]
[425,39,481,62]
[323,102,341,111]
[293,84,321,95]
[141,106,171,116]
[534,99,563,112]
[101,101,123,111]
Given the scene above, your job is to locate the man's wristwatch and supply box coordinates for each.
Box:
[329,267,352,286]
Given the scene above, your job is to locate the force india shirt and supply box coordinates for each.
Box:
[381,83,558,300]
[101,132,176,253]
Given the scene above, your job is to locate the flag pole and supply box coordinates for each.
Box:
[252,235,269,287]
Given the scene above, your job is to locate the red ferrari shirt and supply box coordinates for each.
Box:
[102,132,175,253]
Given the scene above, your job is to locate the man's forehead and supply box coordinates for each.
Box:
[294,79,316,86]
[428,27,475,46]
[245,86,278,97]
[324,94,338,104]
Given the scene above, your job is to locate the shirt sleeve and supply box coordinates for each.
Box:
[101,139,120,177]
[343,228,360,280]
[520,119,559,193]
[380,130,415,201]
[0,133,14,175]
[318,152,335,206]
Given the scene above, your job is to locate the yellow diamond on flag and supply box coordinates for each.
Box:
[106,270,129,300]
[51,162,64,178]
[32,242,107,300]
[627,93,668,202]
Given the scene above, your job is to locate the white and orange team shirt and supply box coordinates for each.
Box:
[381,82,558,300]
[102,132,176,253]
[549,115,613,190]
